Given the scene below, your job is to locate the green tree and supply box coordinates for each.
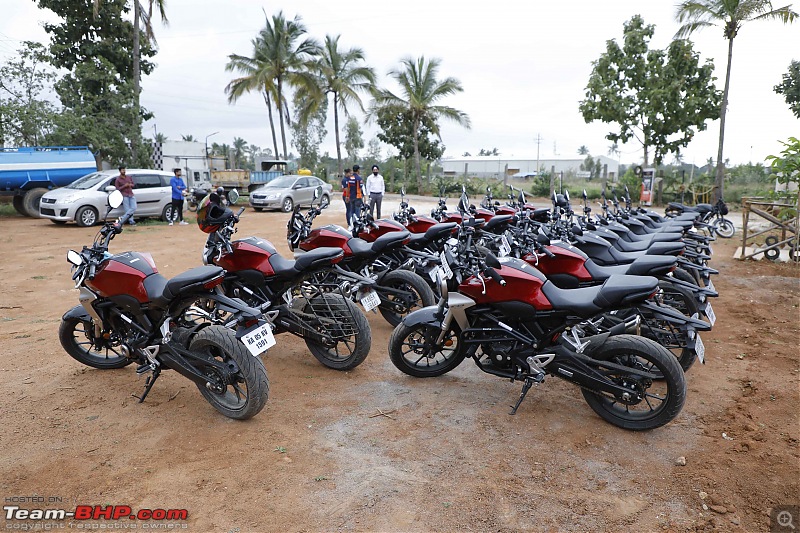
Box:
[0,42,60,146]
[766,137,800,217]
[290,93,327,170]
[154,132,168,142]
[375,106,444,182]
[775,60,800,119]
[578,145,590,155]
[580,15,722,167]
[365,137,382,164]
[675,0,798,201]
[370,56,470,192]
[344,116,364,162]
[181,134,195,141]
[304,34,375,176]
[232,137,248,168]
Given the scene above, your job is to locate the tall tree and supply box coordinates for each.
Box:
[370,56,470,192]
[365,137,382,164]
[375,106,444,179]
[93,0,168,162]
[580,15,722,167]
[675,0,798,201]
[578,145,590,155]
[775,60,800,118]
[344,116,364,162]
[180,134,195,141]
[304,35,375,176]
[232,137,248,168]
[290,94,327,170]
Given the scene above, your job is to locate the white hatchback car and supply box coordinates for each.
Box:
[39,169,176,226]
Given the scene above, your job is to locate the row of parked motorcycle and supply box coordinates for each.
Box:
[60,184,726,430]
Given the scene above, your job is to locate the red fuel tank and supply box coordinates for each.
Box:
[524,243,592,282]
[300,224,352,254]
[357,219,405,242]
[458,257,552,310]
[404,215,438,234]
[87,251,157,303]
[215,236,278,276]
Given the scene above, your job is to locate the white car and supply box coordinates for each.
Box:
[39,169,176,226]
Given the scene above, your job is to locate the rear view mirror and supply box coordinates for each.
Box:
[536,232,551,246]
[400,187,406,196]
[67,250,82,266]
[108,190,123,209]
[104,185,116,193]
[313,186,321,200]
[228,189,240,204]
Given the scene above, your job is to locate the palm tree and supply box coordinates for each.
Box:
[370,56,470,192]
[675,0,797,201]
[93,0,168,162]
[154,132,168,143]
[578,145,590,155]
[233,137,248,168]
[181,134,195,142]
[303,35,375,176]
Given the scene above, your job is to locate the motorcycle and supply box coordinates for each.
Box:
[665,197,735,239]
[388,223,695,430]
[60,190,270,420]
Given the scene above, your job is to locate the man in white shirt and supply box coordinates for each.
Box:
[366,164,386,219]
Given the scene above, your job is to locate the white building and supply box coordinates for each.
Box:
[151,141,212,188]
[441,156,619,181]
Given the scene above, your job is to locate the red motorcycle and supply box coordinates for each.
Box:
[60,191,270,420]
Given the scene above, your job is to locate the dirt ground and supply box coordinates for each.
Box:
[0,204,798,533]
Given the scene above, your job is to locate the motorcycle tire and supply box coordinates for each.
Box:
[714,218,735,239]
[389,321,465,377]
[654,281,700,372]
[581,335,686,431]
[190,325,269,420]
[303,294,371,370]
[59,315,133,369]
[377,270,436,327]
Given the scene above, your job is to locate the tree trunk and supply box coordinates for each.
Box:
[277,78,288,159]
[132,0,141,163]
[413,115,422,194]
[334,93,342,176]
[715,36,735,203]
[262,91,279,160]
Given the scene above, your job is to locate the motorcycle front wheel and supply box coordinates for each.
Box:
[714,218,735,238]
[303,294,371,370]
[190,325,269,420]
[59,315,132,369]
[581,335,686,430]
[388,322,465,377]
[377,270,436,327]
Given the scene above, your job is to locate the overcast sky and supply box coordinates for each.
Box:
[2,1,798,167]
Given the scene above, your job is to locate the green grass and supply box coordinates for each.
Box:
[0,203,20,217]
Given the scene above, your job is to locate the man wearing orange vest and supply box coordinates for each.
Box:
[344,164,364,227]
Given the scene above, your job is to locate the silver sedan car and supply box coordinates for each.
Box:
[39,169,176,226]
[249,175,332,212]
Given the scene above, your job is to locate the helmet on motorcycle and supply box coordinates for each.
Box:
[196,193,231,233]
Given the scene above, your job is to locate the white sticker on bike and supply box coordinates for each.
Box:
[704,302,717,326]
[439,252,453,280]
[241,323,276,357]
[694,333,705,364]
[498,236,511,258]
[428,266,441,282]
[360,289,381,312]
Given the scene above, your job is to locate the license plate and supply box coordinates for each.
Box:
[439,252,453,279]
[498,236,511,257]
[707,279,715,293]
[241,323,276,357]
[694,333,705,364]
[360,289,381,312]
[704,301,717,326]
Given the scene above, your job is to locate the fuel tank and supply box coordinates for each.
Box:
[357,219,405,242]
[87,251,157,303]
[404,215,438,234]
[524,242,592,283]
[458,257,552,310]
[300,224,352,254]
[215,236,278,275]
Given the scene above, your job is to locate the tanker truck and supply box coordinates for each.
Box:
[0,146,97,218]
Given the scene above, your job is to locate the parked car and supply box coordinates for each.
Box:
[39,169,176,226]
[249,175,332,213]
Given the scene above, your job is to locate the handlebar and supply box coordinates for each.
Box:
[484,267,506,286]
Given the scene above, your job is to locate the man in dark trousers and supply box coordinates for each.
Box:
[341,168,352,225]
[345,164,364,227]
[169,168,188,225]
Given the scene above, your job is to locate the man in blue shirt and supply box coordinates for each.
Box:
[170,168,188,225]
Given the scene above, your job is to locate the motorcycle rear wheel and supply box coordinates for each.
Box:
[191,325,269,420]
[303,294,371,370]
[59,316,132,369]
[389,322,464,377]
[581,335,686,430]
[378,270,436,327]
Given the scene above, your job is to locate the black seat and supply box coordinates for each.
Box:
[424,222,457,241]
[294,247,343,271]
[406,233,430,248]
[542,275,658,317]
[144,273,169,307]
[583,259,629,280]
[347,238,376,258]
[482,215,514,233]
[146,266,225,308]
[625,255,676,276]
[646,242,685,256]
[371,230,410,253]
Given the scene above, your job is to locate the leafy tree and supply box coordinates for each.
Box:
[675,0,798,201]
[181,134,195,141]
[580,15,722,168]
[375,106,444,178]
[365,137,382,164]
[370,56,470,192]
[154,132,168,142]
[578,145,590,155]
[37,0,154,166]
[766,137,800,218]
[343,116,364,162]
[477,147,499,156]
[462,151,471,156]
[775,60,800,119]
[302,34,375,176]
[0,42,60,146]
[290,94,327,170]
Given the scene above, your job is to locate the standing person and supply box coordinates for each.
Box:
[366,164,385,219]
[170,168,188,225]
[115,166,137,227]
[346,165,364,228]
[341,168,352,225]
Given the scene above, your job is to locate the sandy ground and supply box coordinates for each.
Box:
[0,201,798,533]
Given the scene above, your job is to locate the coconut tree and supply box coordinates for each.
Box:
[302,35,376,176]
[675,0,797,201]
[370,56,470,192]
[232,137,248,169]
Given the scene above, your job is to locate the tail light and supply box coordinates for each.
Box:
[203,275,224,290]
[243,318,259,328]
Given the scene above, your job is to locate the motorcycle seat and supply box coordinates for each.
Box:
[270,247,344,278]
[146,266,225,308]
[482,215,515,233]
[347,238,376,258]
[425,222,457,241]
[646,241,685,257]
[584,255,676,279]
[371,230,410,253]
[541,275,658,317]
